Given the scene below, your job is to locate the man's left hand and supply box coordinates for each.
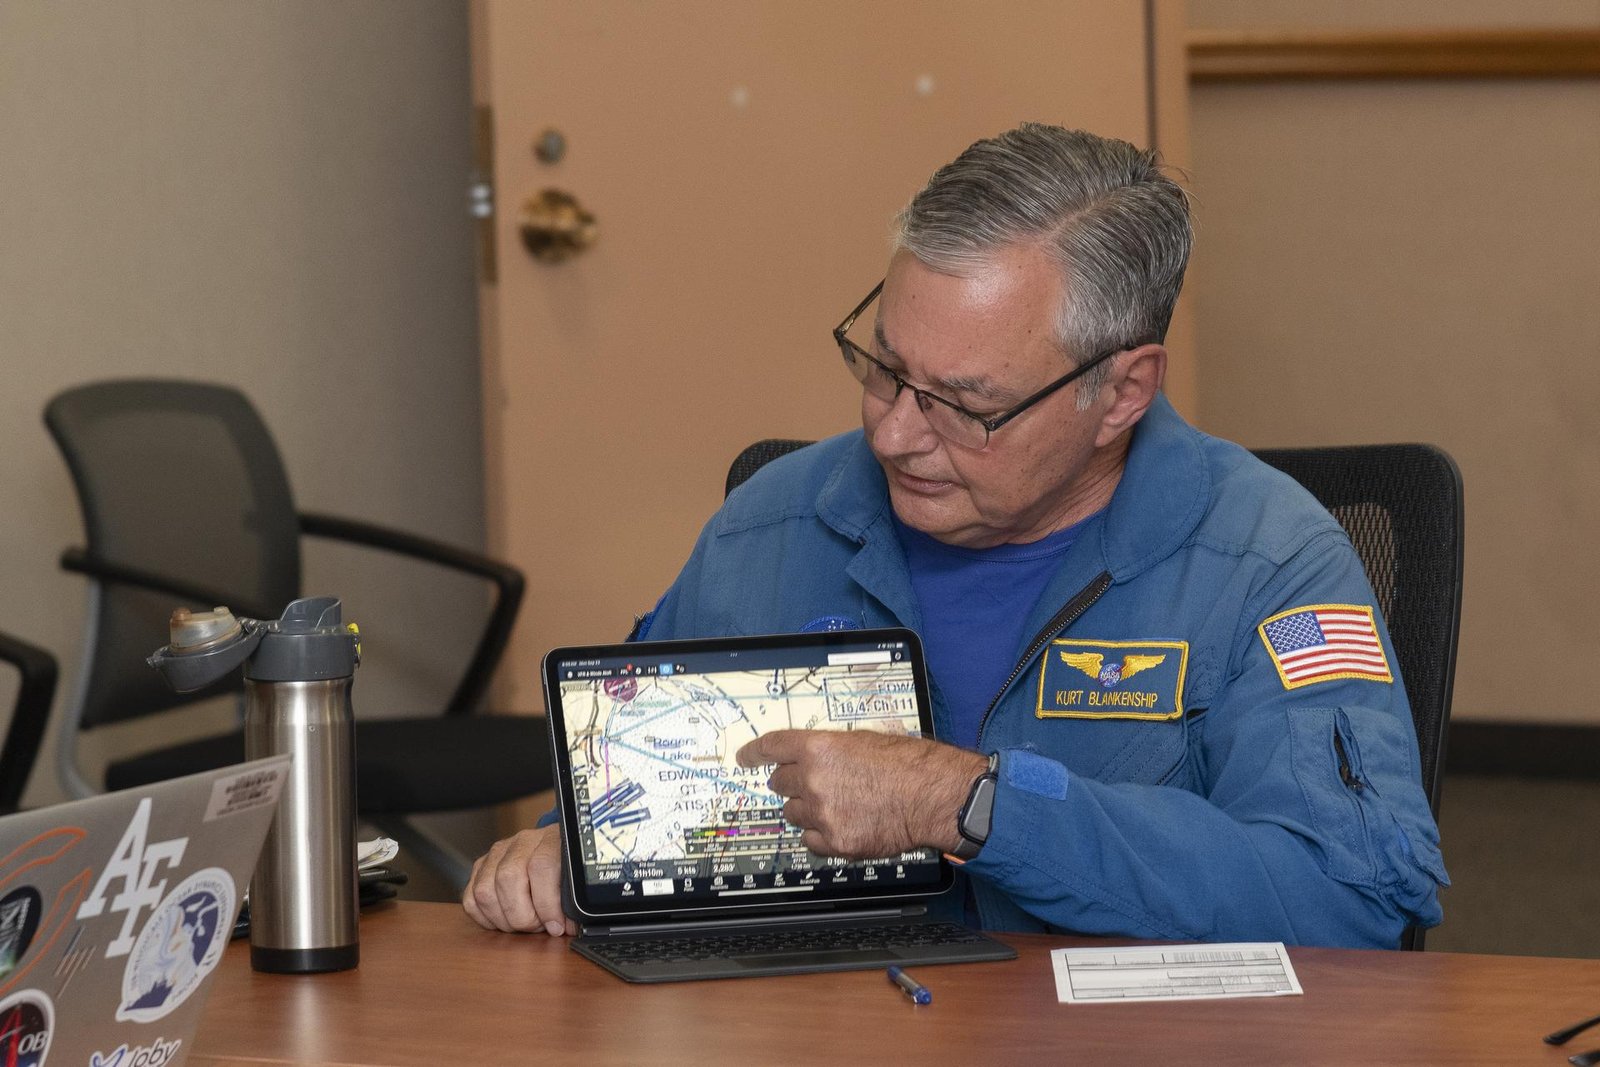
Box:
[736,730,988,858]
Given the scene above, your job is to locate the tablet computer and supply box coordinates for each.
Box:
[542,627,953,924]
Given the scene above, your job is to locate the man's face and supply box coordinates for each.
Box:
[862,245,1119,548]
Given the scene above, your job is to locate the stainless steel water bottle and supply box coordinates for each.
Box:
[149,595,361,973]
[242,597,360,973]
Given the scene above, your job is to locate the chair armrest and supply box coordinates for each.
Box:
[59,548,277,620]
[299,511,525,717]
[0,632,58,814]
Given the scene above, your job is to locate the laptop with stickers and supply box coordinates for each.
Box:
[0,756,289,1067]
[543,627,1016,983]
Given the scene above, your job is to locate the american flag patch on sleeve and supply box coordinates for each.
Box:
[1257,603,1393,690]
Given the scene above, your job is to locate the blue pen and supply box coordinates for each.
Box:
[887,965,932,1005]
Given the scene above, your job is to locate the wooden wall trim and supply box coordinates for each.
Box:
[1448,722,1600,780]
[1189,28,1600,82]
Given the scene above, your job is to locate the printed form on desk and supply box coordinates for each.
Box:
[1052,943,1303,1004]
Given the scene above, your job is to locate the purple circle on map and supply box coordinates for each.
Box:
[603,676,637,703]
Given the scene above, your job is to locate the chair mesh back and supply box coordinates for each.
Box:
[1254,445,1464,815]
[725,439,813,497]
[45,380,303,729]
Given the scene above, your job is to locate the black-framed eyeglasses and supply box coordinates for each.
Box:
[832,280,1122,450]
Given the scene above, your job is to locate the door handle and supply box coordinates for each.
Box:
[520,188,597,263]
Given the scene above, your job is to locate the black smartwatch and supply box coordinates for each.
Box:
[951,752,1000,860]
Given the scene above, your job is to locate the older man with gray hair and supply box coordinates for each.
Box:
[465,123,1447,949]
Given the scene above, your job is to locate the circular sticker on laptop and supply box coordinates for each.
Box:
[0,886,43,982]
[0,989,53,1067]
[116,868,234,1023]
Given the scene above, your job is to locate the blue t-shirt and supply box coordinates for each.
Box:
[894,514,1096,750]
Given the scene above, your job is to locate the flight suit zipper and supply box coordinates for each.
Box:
[1333,730,1365,792]
[975,571,1113,749]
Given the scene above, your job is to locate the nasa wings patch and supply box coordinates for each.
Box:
[1037,639,1189,721]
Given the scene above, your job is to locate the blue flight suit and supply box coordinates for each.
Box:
[638,395,1448,948]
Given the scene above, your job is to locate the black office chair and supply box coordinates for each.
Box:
[1252,446,1463,817]
[0,632,59,815]
[44,379,553,889]
[726,437,1465,949]
[725,439,817,499]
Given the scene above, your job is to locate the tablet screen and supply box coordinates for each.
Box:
[543,628,950,919]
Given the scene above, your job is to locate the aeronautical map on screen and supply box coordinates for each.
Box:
[558,653,936,896]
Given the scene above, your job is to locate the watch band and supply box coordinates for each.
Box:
[951,752,1000,860]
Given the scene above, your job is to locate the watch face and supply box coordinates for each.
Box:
[960,772,997,847]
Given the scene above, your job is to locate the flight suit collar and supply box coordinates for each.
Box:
[815,393,1209,598]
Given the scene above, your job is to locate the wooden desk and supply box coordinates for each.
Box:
[192,902,1600,1065]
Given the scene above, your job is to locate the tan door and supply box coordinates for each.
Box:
[471,2,1191,717]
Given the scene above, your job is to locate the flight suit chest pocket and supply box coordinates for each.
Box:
[1032,638,1193,785]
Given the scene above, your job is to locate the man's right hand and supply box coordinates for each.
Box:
[461,826,576,936]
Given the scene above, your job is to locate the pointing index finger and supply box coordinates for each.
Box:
[736,729,809,768]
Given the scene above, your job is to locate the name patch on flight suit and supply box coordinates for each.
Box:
[1036,639,1189,721]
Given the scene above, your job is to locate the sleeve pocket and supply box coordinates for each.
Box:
[1288,706,1448,900]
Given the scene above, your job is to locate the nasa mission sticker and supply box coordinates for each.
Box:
[1037,639,1189,721]
[0,885,43,983]
[0,988,53,1066]
[116,867,234,1023]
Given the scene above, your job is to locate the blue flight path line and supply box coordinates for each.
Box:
[608,697,698,740]
[608,689,778,740]
[607,691,758,743]
[608,685,853,741]
[599,732,777,805]
[607,679,746,740]
[601,671,857,739]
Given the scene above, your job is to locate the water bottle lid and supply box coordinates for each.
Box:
[147,605,264,693]
[246,596,359,683]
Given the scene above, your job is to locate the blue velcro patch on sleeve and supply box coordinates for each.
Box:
[1004,749,1070,800]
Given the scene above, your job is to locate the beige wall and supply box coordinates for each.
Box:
[1190,0,1600,30]
[1187,3,1600,723]
[0,3,491,805]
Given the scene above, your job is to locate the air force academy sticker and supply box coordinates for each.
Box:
[1037,639,1188,720]
[116,868,233,1023]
